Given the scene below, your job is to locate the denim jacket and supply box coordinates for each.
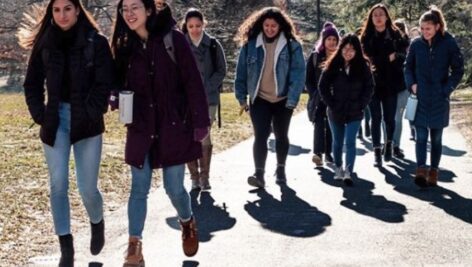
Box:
[234,33,306,108]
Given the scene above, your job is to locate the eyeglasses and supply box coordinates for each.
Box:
[119,5,144,16]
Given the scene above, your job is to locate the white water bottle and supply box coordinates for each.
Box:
[119,91,134,124]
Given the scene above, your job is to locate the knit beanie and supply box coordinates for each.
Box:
[315,22,340,52]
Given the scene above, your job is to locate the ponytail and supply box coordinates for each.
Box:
[420,5,447,35]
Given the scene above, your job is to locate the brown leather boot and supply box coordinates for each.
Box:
[187,160,200,190]
[123,237,144,267]
[199,145,213,190]
[414,167,428,188]
[427,168,439,187]
[180,216,199,257]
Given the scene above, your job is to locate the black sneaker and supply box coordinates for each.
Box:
[325,154,334,164]
[275,166,287,185]
[248,172,265,188]
[393,146,405,159]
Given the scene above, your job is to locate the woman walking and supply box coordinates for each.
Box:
[360,4,408,166]
[390,19,410,159]
[404,6,464,187]
[20,0,113,265]
[181,8,227,191]
[111,0,210,265]
[234,7,306,187]
[306,22,339,167]
[318,34,374,185]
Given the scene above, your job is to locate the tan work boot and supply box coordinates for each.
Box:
[414,167,428,188]
[427,168,439,187]
[180,216,199,257]
[199,145,213,190]
[123,237,144,267]
[187,160,200,190]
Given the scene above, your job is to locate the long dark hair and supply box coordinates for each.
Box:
[324,33,370,78]
[111,0,157,55]
[234,6,301,46]
[419,5,447,36]
[181,8,207,34]
[360,4,398,42]
[18,0,98,50]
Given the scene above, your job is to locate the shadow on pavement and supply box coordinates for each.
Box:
[440,144,467,157]
[244,184,331,237]
[268,139,311,156]
[318,168,407,223]
[380,158,472,224]
[182,260,199,267]
[166,191,237,242]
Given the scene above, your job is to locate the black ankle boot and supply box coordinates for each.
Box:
[365,121,371,137]
[374,148,382,167]
[59,234,74,267]
[275,166,287,185]
[90,219,105,255]
[393,146,405,159]
[384,141,393,162]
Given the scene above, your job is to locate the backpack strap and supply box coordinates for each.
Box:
[163,31,177,64]
[209,37,218,69]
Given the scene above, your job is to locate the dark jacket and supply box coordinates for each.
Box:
[362,28,409,98]
[404,32,464,129]
[122,15,210,169]
[319,64,374,124]
[305,50,327,122]
[24,22,113,146]
[185,32,227,106]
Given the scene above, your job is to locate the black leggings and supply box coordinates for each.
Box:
[249,97,293,171]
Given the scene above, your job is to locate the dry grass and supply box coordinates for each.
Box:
[0,92,308,265]
[451,88,472,148]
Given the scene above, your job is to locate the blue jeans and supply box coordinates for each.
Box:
[43,103,103,235]
[128,156,192,238]
[393,90,409,147]
[329,120,361,173]
[415,126,444,168]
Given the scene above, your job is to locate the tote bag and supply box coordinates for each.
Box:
[405,94,418,121]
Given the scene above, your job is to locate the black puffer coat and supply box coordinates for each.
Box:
[24,21,114,146]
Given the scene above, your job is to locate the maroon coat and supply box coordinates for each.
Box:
[123,28,210,169]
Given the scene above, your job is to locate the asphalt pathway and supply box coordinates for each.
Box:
[31,112,472,267]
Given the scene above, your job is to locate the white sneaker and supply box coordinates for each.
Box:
[334,166,344,180]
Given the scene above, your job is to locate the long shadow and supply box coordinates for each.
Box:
[268,139,311,156]
[359,137,374,152]
[244,184,331,237]
[166,191,237,242]
[440,144,467,157]
[380,159,472,224]
[318,168,407,223]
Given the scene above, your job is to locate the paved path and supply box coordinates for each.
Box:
[35,113,472,266]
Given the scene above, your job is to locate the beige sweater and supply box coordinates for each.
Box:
[258,37,286,103]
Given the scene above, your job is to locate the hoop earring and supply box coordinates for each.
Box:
[51,18,55,26]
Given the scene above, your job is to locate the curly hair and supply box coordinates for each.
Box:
[234,6,301,46]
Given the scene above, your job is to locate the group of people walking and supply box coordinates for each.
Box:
[19,0,463,266]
